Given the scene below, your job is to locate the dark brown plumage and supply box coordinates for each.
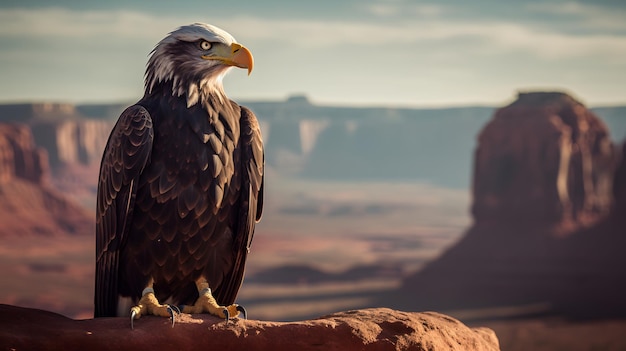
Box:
[94,23,263,318]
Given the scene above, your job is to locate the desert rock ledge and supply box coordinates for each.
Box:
[0,305,499,351]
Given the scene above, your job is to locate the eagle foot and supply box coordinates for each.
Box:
[180,289,245,321]
[130,290,179,330]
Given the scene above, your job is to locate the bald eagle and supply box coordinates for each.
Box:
[94,23,264,326]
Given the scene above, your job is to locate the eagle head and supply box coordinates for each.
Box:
[145,23,254,107]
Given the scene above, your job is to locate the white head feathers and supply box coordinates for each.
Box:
[145,23,238,107]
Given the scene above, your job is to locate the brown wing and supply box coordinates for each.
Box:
[214,105,264,305]
[94,105,154,317]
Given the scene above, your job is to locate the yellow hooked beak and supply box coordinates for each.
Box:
[202,43,254,75]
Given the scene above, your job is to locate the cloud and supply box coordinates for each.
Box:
[466,22,626,61]
[230,16,626,62]
[2,6,624,63]
[0,8,164,39]
[365,3,445,18]
[0,5,624,105]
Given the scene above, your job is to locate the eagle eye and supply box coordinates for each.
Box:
[199,40,212,51]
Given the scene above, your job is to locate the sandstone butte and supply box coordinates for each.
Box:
[391,91,626,317]
[0,305,499,351]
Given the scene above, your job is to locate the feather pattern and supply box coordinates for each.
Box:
[94,23,263,317]
[95,105,154,317]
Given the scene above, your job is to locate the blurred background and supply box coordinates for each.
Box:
[1,1,625,350]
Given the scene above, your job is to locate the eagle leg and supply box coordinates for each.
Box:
[130,286,178,330]
[180,278,245,321]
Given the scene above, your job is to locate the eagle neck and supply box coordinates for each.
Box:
[145,79,230,116]
[145,60,230,110]
[187,77,228,110]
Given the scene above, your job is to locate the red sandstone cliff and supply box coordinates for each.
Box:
[472,92,614,230]
[0,103,113,208]
[389,92,626,318]
[0,124,49,184]
[611,142,626,220]
[0,123,93,236]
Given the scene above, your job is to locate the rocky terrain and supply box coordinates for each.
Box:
[389,92,626,319]
[0,123,92,237]
[0,103,112,209]
[0,305,499,351]
[472,92,614,227]
[0,103,112,169]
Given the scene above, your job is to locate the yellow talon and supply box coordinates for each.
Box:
[181,279,244,320]
[130,288,176,329]
[181,289,241,319]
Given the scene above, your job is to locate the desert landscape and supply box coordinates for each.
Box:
[1,92,625,350]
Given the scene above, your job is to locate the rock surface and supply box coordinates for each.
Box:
[30,119,112,168]
[0,123,93,236]
[0,305,499,351]
[612,142,626,219]
[0,123,49,184]
[472,91,614,229]
[389,92,626,319]
[0,103,113,168]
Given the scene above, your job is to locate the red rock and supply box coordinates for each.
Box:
[391,92,626,319]
[0,305,499,351]
[611,142,626,221]
[0,123,93,236]
[0,123,49,184]
[472,92,614,230]
[30,119,112,168]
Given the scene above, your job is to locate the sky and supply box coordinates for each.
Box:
[0,0,625,107]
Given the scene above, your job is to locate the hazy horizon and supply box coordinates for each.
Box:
[1,91,626,110]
